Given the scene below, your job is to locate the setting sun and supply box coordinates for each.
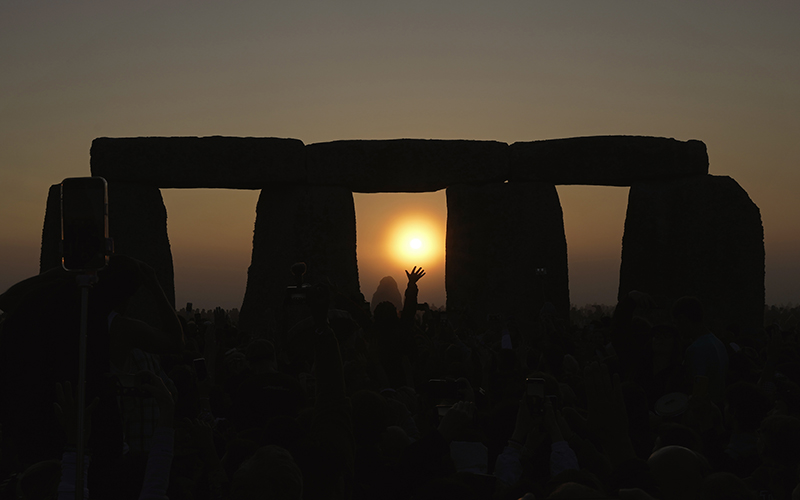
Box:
[385,214,443,266]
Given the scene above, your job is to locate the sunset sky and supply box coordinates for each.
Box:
[1,1,798,311]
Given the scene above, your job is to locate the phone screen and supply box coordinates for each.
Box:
[61,177,109,271]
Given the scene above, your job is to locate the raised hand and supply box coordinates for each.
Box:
[405,266,426,285]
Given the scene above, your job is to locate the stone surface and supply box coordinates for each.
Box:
[446,181,569,331]
[90,137,306,188]
[238,185,360,334]
[306,139,509,193]
[509,136,708,186]
[619,175,764,332]
[106,182,176,325]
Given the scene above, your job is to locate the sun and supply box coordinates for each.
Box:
[386,214,443,266]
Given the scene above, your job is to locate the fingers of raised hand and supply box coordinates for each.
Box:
[406,267,426,281]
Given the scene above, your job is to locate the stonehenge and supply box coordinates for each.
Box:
[39,134,765,332]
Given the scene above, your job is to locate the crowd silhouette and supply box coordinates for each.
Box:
[1,254,799,499]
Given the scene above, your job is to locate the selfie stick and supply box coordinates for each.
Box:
[61,176,110,499]
[75,272,97,500]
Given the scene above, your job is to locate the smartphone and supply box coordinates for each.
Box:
[61,177,111,271]
[193,358,209,382]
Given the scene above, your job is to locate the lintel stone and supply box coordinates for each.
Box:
[306,139,509,193]
[509,136,708,186]
[91,136,306,188]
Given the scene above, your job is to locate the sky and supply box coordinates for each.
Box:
[1,1,798,311]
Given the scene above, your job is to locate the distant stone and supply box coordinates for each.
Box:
[90,136,306,188]
[509,136,708,186]
[239,185,360,334]
[446,181,569,331]
[619,175,764,332]
[370,276,404,313]
[306,139,509,193]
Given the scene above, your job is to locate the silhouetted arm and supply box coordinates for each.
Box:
[401,266,425,325]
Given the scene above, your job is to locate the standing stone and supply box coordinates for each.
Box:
[103,181,175,332]
[239,185,359,334]
[446,182,569,332]
[620,175,764,333]
[370,276,403,313]
[509,136,708,186]
[105,182,175,306]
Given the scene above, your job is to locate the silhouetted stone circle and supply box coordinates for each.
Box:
[39,135,764,332]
